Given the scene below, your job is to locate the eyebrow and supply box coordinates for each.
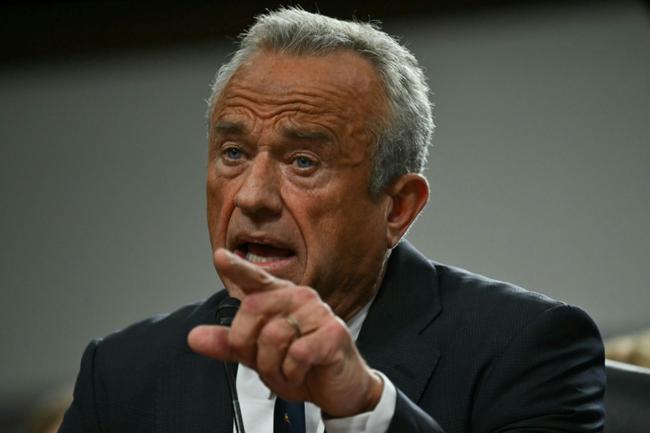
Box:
[280,126,331,143]
[214,121,333,145]
[213,120,246,135]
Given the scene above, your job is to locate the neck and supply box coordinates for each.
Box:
[324,249,391,322]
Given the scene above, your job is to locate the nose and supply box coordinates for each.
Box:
[234,152,283,220]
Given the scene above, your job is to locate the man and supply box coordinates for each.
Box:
[59,8,605,433]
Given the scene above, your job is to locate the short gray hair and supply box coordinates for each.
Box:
[208,7,434,194]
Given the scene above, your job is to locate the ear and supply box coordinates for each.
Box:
[384,174,429,248]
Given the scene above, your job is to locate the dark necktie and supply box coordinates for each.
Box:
[273,398,306,433]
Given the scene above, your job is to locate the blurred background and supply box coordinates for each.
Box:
[1,0,648,431]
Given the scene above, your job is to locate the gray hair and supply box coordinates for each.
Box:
[208,7,434,194]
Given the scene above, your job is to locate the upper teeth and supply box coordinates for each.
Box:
[246,252,282,263]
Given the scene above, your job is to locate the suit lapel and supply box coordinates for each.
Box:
[156,349,234,433]
[156,291,234,433]
[357,241,442,403]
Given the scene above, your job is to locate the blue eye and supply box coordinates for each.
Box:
[224,147,242,160]
[294,156,315,169]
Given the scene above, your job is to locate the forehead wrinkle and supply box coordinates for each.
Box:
[220,82,359,118]
[221,98,326,119]
[215,99,354,147]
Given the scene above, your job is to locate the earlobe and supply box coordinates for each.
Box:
[385,174,429,248]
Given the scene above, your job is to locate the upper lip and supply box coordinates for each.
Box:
[229,232,295,253]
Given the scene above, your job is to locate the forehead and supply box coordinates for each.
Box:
[211,50,388,129]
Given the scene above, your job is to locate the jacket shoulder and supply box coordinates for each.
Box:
[95,289,227,365]
[434,261,563,316]
[87,291,227,410]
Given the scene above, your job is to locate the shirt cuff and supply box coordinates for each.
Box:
[322,370,396,433]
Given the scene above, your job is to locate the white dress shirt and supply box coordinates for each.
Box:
[234,299,397,433]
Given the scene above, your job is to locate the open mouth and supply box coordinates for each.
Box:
[234,241,295,265]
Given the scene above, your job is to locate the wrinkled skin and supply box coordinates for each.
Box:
[189,50,429,417]
[206,50,393,318]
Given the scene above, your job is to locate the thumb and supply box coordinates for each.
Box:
[187,325,235,361]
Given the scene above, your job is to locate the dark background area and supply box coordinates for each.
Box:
[1,0,623,66]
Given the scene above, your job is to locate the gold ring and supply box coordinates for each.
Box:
[285,314,302,338]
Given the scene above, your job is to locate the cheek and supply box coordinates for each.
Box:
[298,189,379,251]
[206,176,238,249]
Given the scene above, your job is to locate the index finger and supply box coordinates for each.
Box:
[215,248,292,294]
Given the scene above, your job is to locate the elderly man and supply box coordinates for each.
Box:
[59,8,605,433]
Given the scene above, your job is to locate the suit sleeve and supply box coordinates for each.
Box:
[386,304,605,433]
[386,389,446,433]
[58,340,103,433]
[471,304,605,433]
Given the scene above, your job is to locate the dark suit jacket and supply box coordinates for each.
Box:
[59,241,605,433]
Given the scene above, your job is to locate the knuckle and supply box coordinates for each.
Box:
[259,321,288,346]
[322,301,333,313]
[325,318,349,342]
[259,272,276,287]
[283,359,306,385]
[315,301,333,318]
[296,285,319,302]
[288,340,311,363]
[240,295,260,314]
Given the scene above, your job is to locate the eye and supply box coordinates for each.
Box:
[293,155,316,169]
[223,146,243,161]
